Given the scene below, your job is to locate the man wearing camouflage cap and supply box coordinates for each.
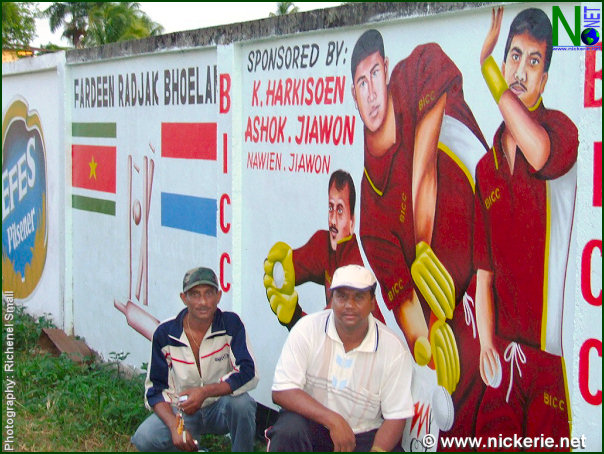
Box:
[132,267,259,452]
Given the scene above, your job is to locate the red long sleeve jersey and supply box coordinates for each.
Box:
[360,43,488,319]
[474,102,578,351]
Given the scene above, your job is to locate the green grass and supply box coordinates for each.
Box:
[2,303,261,452]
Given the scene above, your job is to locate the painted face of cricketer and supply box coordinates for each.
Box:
[328,182,354,251]
[502,31,549,109]
[352,51,390,133]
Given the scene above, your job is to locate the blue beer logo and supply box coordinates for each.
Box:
[2,99,48,298]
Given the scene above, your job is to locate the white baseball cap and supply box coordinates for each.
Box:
[330,265,377,291]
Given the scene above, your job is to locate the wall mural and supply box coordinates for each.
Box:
[3,3,600,451]
[248,6,592,451]
[2,98,48,299]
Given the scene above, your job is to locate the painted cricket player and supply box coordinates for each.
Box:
[349,29,489,443]
[263,169,385,330]
[474,7,578,443]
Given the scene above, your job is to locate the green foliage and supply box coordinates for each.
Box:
[41,1,163,48]
[2,302,55,351]
[1,2,38,48]
[270,2,300,17]
[2,304,263,451]
[38,42,69,52]
[28,356,144,428]
[42,2,101,48]
[13,352,149,450]
[83,2,164,47]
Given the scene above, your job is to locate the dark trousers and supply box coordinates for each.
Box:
[265,410,379,452]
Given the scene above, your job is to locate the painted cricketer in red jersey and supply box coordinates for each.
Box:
[474,103,578,349]
[290,230,385,326]
[474,7,579,445]
[473,102,578,444]
[360,43,487,321]
[357,41,488,444]
[264,170,386,329]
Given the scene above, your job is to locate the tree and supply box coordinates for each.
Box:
[84,2,164,47]
[42,2,101,48]
[270,2,299,17]
[42,2,163,48]
[2,2,38,48]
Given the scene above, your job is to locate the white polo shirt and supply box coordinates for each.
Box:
[272,310,414,434]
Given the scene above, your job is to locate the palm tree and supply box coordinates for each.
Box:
[42,2,163,48]
[43,2,102,48]
[84,2,163,47]
[270,2,299,17]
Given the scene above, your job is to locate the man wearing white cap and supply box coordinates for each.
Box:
[266,264,414,452]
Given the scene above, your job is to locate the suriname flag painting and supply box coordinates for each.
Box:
[71,122,117,215]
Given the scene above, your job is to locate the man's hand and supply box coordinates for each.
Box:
[430,320,460,394]
[263,241,296,294]
[266,287,299,324]
[274,389,356,451]
[170,425,198,452]
[411,242,455,321]
[480,345,502,388]
[326,412,357,452]
[153,401,197,451]
[480,7,508,104]
[178,387,207,415]
[171,425,198,452]
[480,7,504,65]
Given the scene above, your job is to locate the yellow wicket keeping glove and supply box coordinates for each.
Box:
[411,242,455,321]
[430,320,460,394]
[263,242,298,324]
[266,287,299,325]
[263,241,296,295]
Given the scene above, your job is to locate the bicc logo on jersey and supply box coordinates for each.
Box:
[553,5,601,47]
[2,98,48,298]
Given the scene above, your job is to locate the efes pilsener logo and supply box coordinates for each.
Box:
[2,98,48,298]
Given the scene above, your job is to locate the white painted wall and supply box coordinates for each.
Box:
[2,2,600,450]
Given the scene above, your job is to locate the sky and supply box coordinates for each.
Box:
[33,2,343,47]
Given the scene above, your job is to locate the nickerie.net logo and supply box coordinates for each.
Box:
[553,5,601,49]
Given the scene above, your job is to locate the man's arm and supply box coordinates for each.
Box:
[221,313,259,394]
[480,7,550,171]
[178,381,232,415]
[273,388,356,452]
[497,92,550,170]
[360,225,458,391]
[371,419,406,452]
[412,92,447,246]
[152,401,198,452]
[394,290,429,360]
[395,45,461,343]
[475,269,500,386]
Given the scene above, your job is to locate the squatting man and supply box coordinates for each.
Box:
[266,264,414,452]
[131,266,258,452]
